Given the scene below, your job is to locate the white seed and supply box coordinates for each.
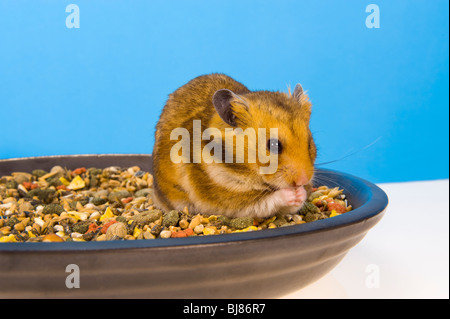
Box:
[17,184,28,194]
[89,211,101,220]
[194,224,204,234]
[53,225,64,232]
[159,230,172,239]
[34,217,45,227]
[0,202,13,209]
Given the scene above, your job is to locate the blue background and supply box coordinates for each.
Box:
[0,0,448,183]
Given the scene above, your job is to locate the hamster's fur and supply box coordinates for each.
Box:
[152,73,316,218]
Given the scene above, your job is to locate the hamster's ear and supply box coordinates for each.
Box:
[212,89,248,127]
[293,83,304,102]
[292,83,311,111]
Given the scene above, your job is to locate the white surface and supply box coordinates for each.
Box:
[283,179,449,299]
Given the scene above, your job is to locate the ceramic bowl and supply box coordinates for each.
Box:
[0,154,388,298]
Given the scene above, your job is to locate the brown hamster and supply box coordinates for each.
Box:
[152,73,316,218]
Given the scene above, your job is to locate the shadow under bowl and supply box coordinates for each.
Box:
[0,154,388,298]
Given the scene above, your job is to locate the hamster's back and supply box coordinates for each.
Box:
[156,73,249,132]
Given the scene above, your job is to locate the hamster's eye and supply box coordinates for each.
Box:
[267,138,282,154]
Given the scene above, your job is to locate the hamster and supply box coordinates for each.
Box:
[152,73,316,218]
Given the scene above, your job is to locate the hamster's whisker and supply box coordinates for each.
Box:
[311,172,352,192]
[315,136,382,166]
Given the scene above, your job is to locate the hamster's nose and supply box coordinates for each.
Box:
[294,174,309,187]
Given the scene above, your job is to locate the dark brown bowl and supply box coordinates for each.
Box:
[0,154,388,298]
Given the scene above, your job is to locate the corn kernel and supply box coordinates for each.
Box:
[133,227,142,238]
[207,215,218,222]
[67,175,86,190]
[99,207,114,222]
[260,216,276,226]
[233,225,258,233]
[59,177,70,186]
[329,210,341,218]
[0,234,17,242]
[68,211,89,221]
[203,226,217,235]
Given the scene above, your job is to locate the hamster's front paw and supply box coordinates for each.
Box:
[278,186,307,207]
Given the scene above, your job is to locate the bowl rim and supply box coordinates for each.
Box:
[0,154,388,252]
